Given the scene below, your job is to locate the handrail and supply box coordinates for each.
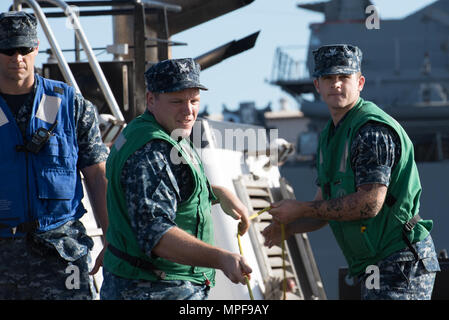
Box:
[13,0,125,122]
[140,0,182,13]
[13,0,79,92]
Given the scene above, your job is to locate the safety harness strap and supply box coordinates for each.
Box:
[402,214,422,261]
[107,243,166,280]
[384,194,421,261]
[0,220,39,235]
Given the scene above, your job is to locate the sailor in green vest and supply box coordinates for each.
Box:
[262,44,440,300]
[100,58,252,300]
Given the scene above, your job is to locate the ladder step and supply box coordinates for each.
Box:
[250,198,271,210]
[256,211,272,221]
[268,256,292,268]
[241,178,270,188]
[265,245,282,255]
[246,188,270,197]
[271,268,295,279]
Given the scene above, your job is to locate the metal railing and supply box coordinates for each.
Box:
[13,0,125,122]
[270,46,309,82]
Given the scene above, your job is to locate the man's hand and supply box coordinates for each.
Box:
[89,247,106,276]
[268,199,302,225]
[219,252,253,285]
[153,227,252,285]
[89,244,106,275]
[261,221,285,248]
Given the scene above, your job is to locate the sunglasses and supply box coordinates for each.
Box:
[0,47,35,56]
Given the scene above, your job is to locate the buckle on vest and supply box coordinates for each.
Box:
[404,221,414,233]
[154,270,167,280]
[402,214,422,261]
[403,214,421,233]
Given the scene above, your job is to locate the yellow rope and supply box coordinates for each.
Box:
[238,206,287,300]
[237,232,254,300]
[248,206,271,220]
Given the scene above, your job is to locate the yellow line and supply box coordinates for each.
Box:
[237,232,254,300]
[249,206,272,220]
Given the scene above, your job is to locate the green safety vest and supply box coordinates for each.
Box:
[104,111,216,285]
[317,98,433,276]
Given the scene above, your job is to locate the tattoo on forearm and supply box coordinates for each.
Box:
[307,185,385,221]
[310,198,344,220]
[360,202,374,218]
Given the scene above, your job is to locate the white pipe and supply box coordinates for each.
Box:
[15,0,125,122]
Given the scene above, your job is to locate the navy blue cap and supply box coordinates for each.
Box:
[312,44,362,78]
[0,11,38,49]
[144,58,208,93]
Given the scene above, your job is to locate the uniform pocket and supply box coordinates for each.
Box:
[37,168,77,218]
[38,168,76,200]
[39,133,73,167]
[421,256,441,273]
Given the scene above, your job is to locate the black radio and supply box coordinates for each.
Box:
[19,121,58,154]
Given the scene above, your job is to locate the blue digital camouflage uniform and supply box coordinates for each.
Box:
[0,80,109,300]
[101,270,209,300]
[349,120,440,300]
[100,137,211,300]
[360,234,439,300]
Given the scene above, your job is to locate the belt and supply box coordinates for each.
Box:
[0,220,39,236]
[107,243,166,280]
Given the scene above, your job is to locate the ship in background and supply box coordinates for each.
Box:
[4,0,448,300]
[267,0,449,299]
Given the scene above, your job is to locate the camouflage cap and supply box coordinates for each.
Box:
[0,11,38,49]
[144,58,208,93]
[312,44,362,78]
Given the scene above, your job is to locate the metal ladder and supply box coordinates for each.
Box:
[278,177,327,300]
[233,174,327,300]
[233,175,303,300]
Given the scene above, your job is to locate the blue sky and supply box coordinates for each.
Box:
[0,0,437,115]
